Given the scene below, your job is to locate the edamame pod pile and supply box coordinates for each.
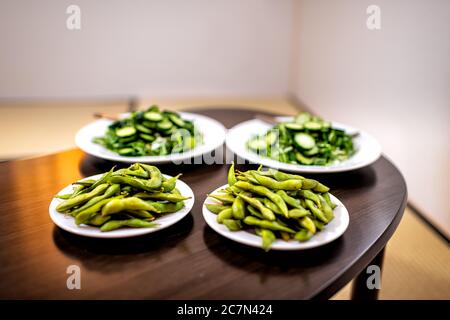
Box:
[246,112,354,166]
[54,163,190,232]
[206,164,337,251]
[93,105,203,156]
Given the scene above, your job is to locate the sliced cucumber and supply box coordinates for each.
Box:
[140,133,155,142]
[115,126,136,138]
[118,148,135,156]
[157,120,173,131]
[247,138,267,151]
[295,112,311,124]
[284,123,304,131]
[142,121,157,129]
[135,124,151,134]
[144,111,163,122]
[295,152,314,165]
[304,122,322,131]
[168,114,186,128]
[304,146,319,156]
[265,131,278,145]
[294,133,315,150]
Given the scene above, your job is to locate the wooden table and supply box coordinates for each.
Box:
[0,108,407,299]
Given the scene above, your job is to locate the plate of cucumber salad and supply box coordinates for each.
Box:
[202,165,349,251]
[49,163,195,238]
[76,105,227,164]
[226,112,381,173]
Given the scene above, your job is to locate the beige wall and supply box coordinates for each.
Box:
[291,0,450,236]
[0,0,293,98]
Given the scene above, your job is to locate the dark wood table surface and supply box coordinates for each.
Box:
[0,108,407,300]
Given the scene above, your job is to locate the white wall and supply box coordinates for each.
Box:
[0,0,293,99]
[291,0,450,237]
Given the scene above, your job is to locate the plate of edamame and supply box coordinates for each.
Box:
[49,164,195,238]
[226,113,381,173]
[76,108,227,164]
[202,165,349,251]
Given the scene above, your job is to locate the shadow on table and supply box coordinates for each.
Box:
[52,213,194,273]
[202,225,345,273]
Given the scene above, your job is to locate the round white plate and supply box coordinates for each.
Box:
[225,117,381,173]
[202,184,349,250]
[49,174,195,238]
[76,112,227,164]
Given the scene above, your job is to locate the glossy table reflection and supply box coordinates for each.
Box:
[0,108,407,299]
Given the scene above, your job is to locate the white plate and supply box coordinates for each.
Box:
[225,117,381,173]
[49,174,195,238]
[75,112,227,164]
[202,184,349,250]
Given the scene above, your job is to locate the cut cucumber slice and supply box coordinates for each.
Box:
[265,131,278,145]
[140,133,155,142]
[168,114,186,127]
[304,122,322,131]
[157,120,173,131]
[115,126,136,138]
[295,112,311,124]
[135,124,152,134]
[295,152,314,165]
[285,123,304,131]
[247,138,267,151]
[294,133,315,150]
[118,148,135,156]
[144,112,163,122]
[304,146,319,156]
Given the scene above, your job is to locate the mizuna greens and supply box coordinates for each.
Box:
[246,112,355,166]
[93,105,202,157]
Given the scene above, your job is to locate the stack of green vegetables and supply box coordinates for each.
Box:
[93,105,202,156]
[247,112,355,166]
[206,164,336,251]
[55,163,189,232]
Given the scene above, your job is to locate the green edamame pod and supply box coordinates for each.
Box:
[161,174,181,192]
[207,192,235,204]
[82,166,115,194]
[243,216,295,233]
[262,198,283,215]
[56,183,109,212]
[231,197,246,220]
[71,184,121,216]
[100,218,158,232]
[246,205,264,219]
[312,219,325,231]
[305,199,328,223]
[288,208,310,219]
[234,181,288,218]
[228,163,237,186]
[300,179,318,190]
[300,216,316,234]
[313,182,330,193]
[256,228,276,251]
[101,197,160,217]
[126,209,155,219]
[55,194,72,200]
[251,173,302,191]
[322,192,337,209]
[294,229,314,242]
[280,231,291,241]
[75,195,124,225]
[74,179,96,187]
[223,219,243,231]
[139,164,163,189]
[109,175,158,192]
[205,203,231,215]
[276,190,301,208]
[298,190,321,208]
[237,193,275,221]
[134,192,189,203]
[217,208,233,224]
[268,169,304,181]
[319,196,334,222]
[147,201,185,213]
[88,214,111,226]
